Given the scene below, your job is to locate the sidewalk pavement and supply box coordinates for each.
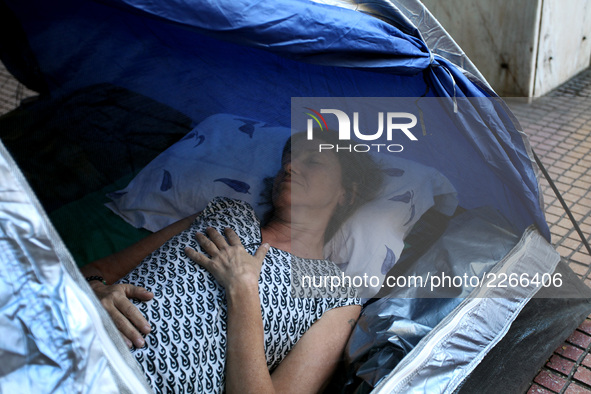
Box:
[1,61,590,393]
[507,68,591,394]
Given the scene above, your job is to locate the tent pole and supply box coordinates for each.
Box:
[532,150,591,260]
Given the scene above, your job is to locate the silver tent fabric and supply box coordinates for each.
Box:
[372,227,561,393]
[341,206,567,393]
[0,140,152,393]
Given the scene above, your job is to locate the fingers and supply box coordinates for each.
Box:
[254,243,271,262]
[113,297,151,348]
[184,246,211,269]
[205,227,228,248]
[185,228,267,289]
[97,283,152,349]
[189,228,267,263]
[224,227,242,246]
[126,284,154,301]
[194,227,229,257]
[194,232,218,257]
[192,227,240,258]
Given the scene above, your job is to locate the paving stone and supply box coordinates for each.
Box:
[565,382,591,394]
[547,151,563,161]
[528,383,557,394]
[571,187,590,197]
[554,160,573,171]
[568,150,584,159]
[565,237,587,249]
[573,180,591,191]
[572,204,591,216]
[556,343,586,361]
[547,205,569,217]
[567,330,591,349]
[534,369,569,391]
[575,367,591,386]
[571,252,591,266]
[580,320,591,336]
[553,147,569,155]
[547,354,576,375]
[552,226,572,238]
[557,246,575,258]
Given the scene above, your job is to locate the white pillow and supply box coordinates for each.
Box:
[106,114,457,297]
[324,156,458,298]
[106,114,291,231]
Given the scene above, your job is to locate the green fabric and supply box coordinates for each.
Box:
[49,173,150,267]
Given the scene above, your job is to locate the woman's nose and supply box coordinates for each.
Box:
[282,156,295,174]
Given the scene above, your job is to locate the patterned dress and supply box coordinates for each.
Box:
[118,197,360,393]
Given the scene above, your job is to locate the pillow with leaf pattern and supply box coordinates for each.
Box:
[106,114,289,231]
[324,156,458,298]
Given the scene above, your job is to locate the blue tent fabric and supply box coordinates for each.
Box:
[96,0,431,71]
[2,0,549,239]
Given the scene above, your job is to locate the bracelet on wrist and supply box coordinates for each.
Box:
[85,275,107,285]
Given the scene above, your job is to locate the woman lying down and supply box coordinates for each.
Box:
[81,131,382,393]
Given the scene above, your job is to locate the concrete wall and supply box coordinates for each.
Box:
[534,0,591,96]
[421,0,591,97]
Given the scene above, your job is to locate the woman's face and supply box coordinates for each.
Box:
[272,138,346,215]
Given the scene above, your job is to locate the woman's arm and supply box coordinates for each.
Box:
[185,227,359,393]
[225,278,274,393]
[81,212,200,348]
[269,305,360,393]
[226,286,360,394]
[81,212,200,283]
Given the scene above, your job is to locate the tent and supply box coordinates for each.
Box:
[1,0,590,392]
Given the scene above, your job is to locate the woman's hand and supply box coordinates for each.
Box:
[82,212,200,349]
[184,227,270,290]
[186,227,273,393]
[89,281,154,348]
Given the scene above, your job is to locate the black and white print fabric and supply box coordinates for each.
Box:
[118,197,360,393]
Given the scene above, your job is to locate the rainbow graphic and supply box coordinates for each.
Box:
[304,107,328,131]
